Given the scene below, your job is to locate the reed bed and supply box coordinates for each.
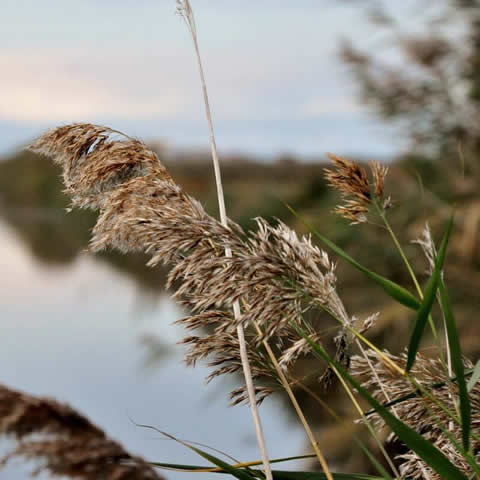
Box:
[19,121,477,480]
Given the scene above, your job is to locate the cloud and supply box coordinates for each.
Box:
[0,46,353,124]
[0,1,404,157]
[0,51,193,122]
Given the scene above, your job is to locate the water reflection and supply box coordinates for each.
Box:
[0,222,307,479]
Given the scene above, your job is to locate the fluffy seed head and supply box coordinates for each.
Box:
[352,351,480,479]
[324,153,389,224]
[31,123,352,404]
[0,384,161,479]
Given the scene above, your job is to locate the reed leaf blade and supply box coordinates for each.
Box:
[287,206,420,310]
[293,324,469,480]
[439,278,471,451]
[406,215,454,372]
[148,462,385,479]
[467,361,480,392]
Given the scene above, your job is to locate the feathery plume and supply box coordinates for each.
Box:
[324,153,390,224]
[352,351,480,479]
[0,384,161,479]
[30,123,352,403]
[30,123,167,210]
[412,222,436,274]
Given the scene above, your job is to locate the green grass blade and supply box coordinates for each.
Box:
[148,462,385,479]
[356,441,393,480]
[147,461,217,471]
[134,424,255,480]
[439,278,471,451]
[148,454,317,471]
[177,448,255,480]
[294,324,468,480]
[287,206,420,310]
[269,472,384,480]
[406,215,454,372]
[467,361,480,392]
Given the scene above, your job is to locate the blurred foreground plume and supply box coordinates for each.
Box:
[0,383,161,479]
[30,123,352,404]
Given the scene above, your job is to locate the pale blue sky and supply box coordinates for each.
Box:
[0,1,409,158]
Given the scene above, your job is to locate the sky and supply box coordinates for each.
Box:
[0,0,408,159]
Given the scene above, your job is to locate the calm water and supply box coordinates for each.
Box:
[0,222,307,479]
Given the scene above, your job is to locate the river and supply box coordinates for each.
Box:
[0,222,307,479]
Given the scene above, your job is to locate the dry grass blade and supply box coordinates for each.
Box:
[0,383,162,479]
[175,1,273,478]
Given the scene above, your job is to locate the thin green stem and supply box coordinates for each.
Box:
[331,364,400,478]
[380,210,423,299]
[376,204,450,373]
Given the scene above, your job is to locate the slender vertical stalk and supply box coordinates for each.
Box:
[355,340,408,479]
[176,5,335,478]
[252,322,334,480]
[375,205,451,372]
[176,3,273,479]
[331,362,401,478]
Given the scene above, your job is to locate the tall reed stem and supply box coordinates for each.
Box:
[176,2,273,478]
[252,322,334,480]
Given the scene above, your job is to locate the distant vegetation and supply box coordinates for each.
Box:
[0,143,479,353]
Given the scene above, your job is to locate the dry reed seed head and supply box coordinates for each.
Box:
[0,384,161,480]
[179,330,280,405]
[33,124,353,404]
[324,153,390,223]
[229,386,275,407]
[325,154,370,201]
[412,222,436,275]
[171,217,347,341]
[29,124,169,210]
[369,160,388,198]
[358,312,379,334]
[352,351,480,479]
[278,332,323,369]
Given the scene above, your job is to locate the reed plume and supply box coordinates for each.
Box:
[30,123,352,403]
[0,383,161,479]
[324,153,390,223]
[352,351,480,479]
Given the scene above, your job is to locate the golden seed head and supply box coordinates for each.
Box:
[31,123,353,405]
[324,153,390,224]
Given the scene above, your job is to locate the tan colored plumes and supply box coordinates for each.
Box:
[28,124,169,210]
[179,319,280,406]
[278,333,323,370]
[180,330,278,405]
[0,384,161,480]
[172,218,346,337]
[352,351,480,479]
[370,161,388,198]
[325,154,370,202]
[31,123,352,403]
[324,153,389,224]
[412,222,436,275]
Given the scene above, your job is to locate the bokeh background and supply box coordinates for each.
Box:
[1,0,479,478]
